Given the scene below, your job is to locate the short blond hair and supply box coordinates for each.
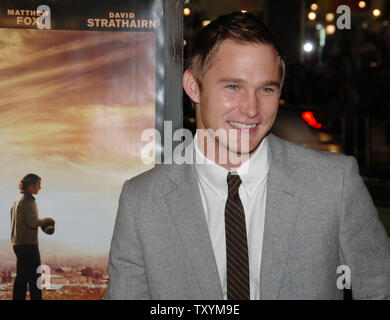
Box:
[186,11,286,88]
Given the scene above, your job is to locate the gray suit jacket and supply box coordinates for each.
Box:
[105,134,390,300]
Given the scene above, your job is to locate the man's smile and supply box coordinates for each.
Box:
[227,121,258,130]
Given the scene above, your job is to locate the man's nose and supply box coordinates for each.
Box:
[239,91,259,118]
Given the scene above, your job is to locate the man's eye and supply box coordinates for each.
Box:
[261,87,274,94]
[227,85,239,91]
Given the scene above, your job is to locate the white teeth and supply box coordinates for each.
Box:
[228,121,256,129]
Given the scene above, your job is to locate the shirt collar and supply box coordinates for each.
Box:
[194,133,269,200]
[194,133,229,200]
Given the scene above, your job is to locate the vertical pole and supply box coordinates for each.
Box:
[341,115,346,154]
[364,116,371,173]
[353,116,359,160]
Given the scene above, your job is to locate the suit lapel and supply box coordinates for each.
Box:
[164,164,223,299]
[260,134,303,299]
[162,134,302,300]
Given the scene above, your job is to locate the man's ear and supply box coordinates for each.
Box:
[183,69,200,104]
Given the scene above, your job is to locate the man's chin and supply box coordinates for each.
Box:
[229,138,263,153]
[225,135,265,155]
[222,142,260,157]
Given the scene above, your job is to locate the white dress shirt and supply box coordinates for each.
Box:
[194,133,269,300]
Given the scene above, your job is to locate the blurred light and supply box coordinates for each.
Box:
[316,23,323,30]
[325,13,335,22]
[303,42,314,52]
[302,111,322,129]
[370,61,378,68]
[279,99,286,105]
[373,9,381,17]
[358,1,366,9]
[326,144,341,153]
[202,20,211,27]
[241,10,247,13]
[326,24,336,35]
[317,132,332,143]
[383,20,389,27]
[362,22,368,29]
[308,12,317,20]
[183,7,191,16]
[319,28,326,47]
[183,39,187,46]
[311,3,318,11]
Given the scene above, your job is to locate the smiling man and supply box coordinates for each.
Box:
[106,12,390,300]
[184,39,282,167]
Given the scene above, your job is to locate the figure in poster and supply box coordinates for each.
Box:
[10,173,55,300]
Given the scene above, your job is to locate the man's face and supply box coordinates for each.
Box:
[29,180,41,195]
[184,40,281,156]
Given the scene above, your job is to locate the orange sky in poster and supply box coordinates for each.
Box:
[0,29,155,166]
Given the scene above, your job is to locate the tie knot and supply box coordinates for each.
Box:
[227,172,242,195]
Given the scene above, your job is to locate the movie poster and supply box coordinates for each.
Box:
[0,0,181,299]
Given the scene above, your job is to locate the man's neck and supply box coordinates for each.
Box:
[195,134,253,170]
[21,191,35,199]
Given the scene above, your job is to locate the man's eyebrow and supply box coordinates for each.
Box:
[218,78,280,88]
[261,80,281,88]
[218,78,245,84]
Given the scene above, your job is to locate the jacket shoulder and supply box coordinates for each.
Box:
[121,164,187,196]
[18,195,36,209]
[268,134,355,171]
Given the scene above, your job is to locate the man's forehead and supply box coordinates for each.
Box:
[214,39,276,59]
[201,39,283,81]
[207,40,279,71]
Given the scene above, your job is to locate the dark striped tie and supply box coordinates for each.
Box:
[225,172,250,300]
